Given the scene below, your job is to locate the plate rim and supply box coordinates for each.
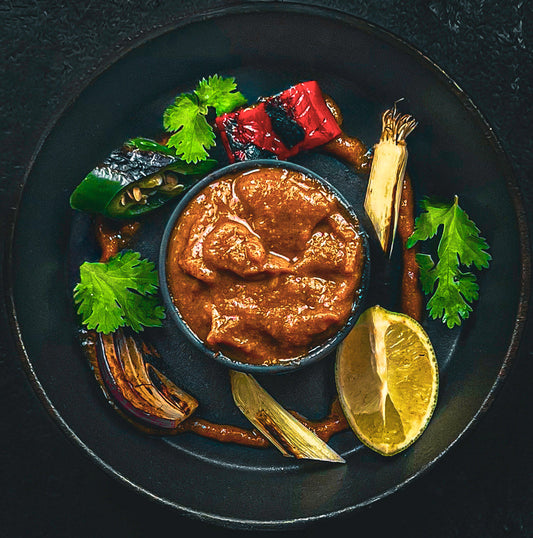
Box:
[3,1,531,529]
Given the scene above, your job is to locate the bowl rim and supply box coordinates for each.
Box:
[158,158,369,374]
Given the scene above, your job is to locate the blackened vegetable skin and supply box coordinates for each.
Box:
[264,99,306,149]
[215,81,342,163]
[69,139,216,219]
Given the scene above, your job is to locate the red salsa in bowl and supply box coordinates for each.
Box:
[160,160,368,373]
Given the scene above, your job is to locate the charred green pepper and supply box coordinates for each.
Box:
[70,137,216,219]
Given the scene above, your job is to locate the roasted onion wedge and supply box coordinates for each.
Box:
[95,330,198,431]
[230,370,345,463]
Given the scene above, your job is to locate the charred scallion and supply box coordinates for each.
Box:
[364,105,417,256]
[230,370,345,463]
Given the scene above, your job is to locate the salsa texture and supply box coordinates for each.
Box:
[166,166,365,365]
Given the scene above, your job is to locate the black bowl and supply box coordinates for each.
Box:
[159,159,369,374]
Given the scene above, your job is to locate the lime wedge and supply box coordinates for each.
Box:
[336,305,439,456]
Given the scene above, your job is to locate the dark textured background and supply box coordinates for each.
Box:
[1,1,532,536]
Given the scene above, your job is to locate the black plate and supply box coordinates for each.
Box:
[6,3,529,530]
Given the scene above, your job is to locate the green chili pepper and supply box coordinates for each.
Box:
[69,137,217,219]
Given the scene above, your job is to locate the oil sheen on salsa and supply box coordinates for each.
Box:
[166,166,364,365]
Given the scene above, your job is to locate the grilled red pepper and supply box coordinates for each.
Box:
[215,81,342,163]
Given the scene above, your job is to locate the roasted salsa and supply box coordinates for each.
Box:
[166,165,365,365]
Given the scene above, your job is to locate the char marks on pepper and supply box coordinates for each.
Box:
[215,81,342,163]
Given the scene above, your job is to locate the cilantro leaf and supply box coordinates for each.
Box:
[415,253,438,295]
[407,197,491,328]
[163,93,205,131]
[194,74,248,115]
[163,94,215,163]
[163,75,247,163]
[73,251,165,334]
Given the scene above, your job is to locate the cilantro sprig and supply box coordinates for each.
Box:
[407,196,491,328]
[73,251,165,334]
[163,74,247,163]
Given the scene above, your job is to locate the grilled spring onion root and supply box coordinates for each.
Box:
[364,105,417,256]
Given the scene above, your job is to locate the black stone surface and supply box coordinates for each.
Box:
[1,1,532,536]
